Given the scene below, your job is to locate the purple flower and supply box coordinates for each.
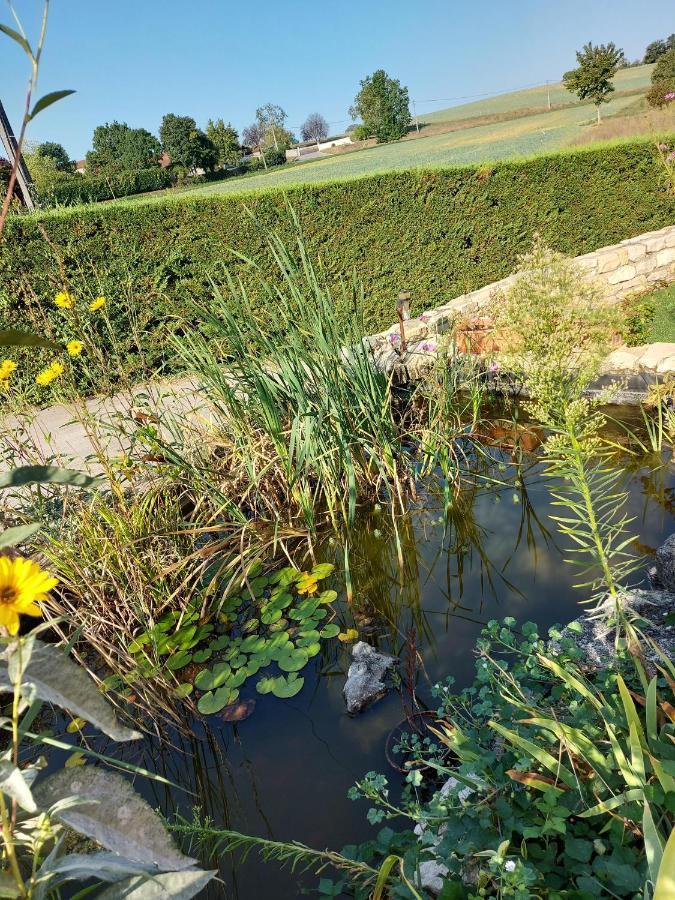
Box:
[420,341,437,352]
[489,361,500,373]
[389,333,400,346]
[667,152,675,163]
[665,91,675,102]
[418,313,431,323]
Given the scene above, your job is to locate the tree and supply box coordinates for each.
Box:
[205,119,241,167]
[301,112,329,146]
[86,122,161,174]
[159,114,217,173]
[349,69,411,143]
[562,42,624,123]
[242,122,268,168]
[35,141,72,172]
[255,103,287,150]
[644,34,675,64]
[647,48,675,108]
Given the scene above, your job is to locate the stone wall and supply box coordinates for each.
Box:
[365,224,675,372]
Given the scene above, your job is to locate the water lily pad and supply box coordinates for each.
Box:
[267,632,290,650]
[308,608,328,623]
[320,624,340,639]
[243,659,262,677]
[261,607,282,625]
[174,683,193,698]
[338,628,359,642]
[166,650,192,671]
[270,566,300,586]
[227,668,248,689]
[295,572,319,596]
[209,635,231,652]
[296,630,320,646]
[271,674,304,698]
[241,618,259,633]
[275,646,309,673]
[198,686,239,715]
[229,653,247,670]
[195,662,231,691]
[192,648,212,664]
[268,589,293,607]
[302,641,321,658]
[256,676,275,695]
[240,635,267,654]
[289,598,321,621]
[318,590,337,604]
[312,563,334,580]
[268,618,288,633]
[247,560,264,578]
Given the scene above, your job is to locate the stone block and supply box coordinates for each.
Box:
[635,343,675,371]
[656,355,675,374]
[597,251,623,274]
[606,264,637,285]
[626,243,647,262]
[643,235,667,253]
[656,247,675,268]
[664,229,675,248]
[602,347,646,372]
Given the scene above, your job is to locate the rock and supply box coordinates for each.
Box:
[417,860,449,895]
[557,588,675,668]
[655,534,675,593]
[343,642,398,714]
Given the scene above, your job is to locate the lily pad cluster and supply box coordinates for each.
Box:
[128,562,339,715]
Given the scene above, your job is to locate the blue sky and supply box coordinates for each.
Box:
[2,0,673,160]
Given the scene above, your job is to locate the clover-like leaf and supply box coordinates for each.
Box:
[270,674,304,698]
[194,662,231,692]
[275,646,309,673]
[320,624,340,639]
[197,686,239,715]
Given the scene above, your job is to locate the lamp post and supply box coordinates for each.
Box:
[397,289,411,352]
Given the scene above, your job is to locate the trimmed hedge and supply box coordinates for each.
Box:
[42,167,176,206]
[1,138,673,396]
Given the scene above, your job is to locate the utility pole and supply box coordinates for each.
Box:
[0,98,35,211]
[412,99,420,135]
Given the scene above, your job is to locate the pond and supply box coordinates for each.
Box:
[49,409,675,899]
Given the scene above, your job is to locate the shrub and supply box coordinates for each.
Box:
[350,123,371,141]
[647,48,675,108]
[264,147,287,167]
[38,167,175,206]
[1,138,673,395]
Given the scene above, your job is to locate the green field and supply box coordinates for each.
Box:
[646,282,675,343]
[418,64,654,123]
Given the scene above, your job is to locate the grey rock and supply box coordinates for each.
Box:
[655,534,675,593]
[343,641,398,714]
[417,860,449,895]
[557,588,675,668]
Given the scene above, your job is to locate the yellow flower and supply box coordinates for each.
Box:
[295,572,319,595]
[67,340,84,358]
[0,360,16,379]
[35,360,65,387]
[54,291,75,310]
[89,296,106,312]
[0,556,57,635]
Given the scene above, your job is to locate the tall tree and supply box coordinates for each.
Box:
[562,42,624,123]
[647,48,675,108]
[159,114,217,173]
[255,103,287,150]
[86,122,161,174]
[301,112,329,146]
[644,34,675,64]
[205,119,241,167]
[349,70,411,143]
[242,122,268,168]
[35,141,72,172]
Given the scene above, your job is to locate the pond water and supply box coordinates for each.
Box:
[52,411,675,899]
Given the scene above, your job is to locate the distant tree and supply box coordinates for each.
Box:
[242,122,268,168]
[159,114,217,173]
[301,112,329,146]
[644,35,675,64]
[35,141,72,172]
[86,122,161,174]
[349,69,411,143]
[205,119,241,167]
[255,103,287,150]
[562,42,624,123]
[647,48,675,108]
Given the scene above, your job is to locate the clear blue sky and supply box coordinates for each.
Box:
[2,0,673,160]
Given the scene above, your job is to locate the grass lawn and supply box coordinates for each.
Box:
[646,281,675,343]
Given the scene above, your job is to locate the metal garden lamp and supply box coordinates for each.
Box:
[397,289,411,352]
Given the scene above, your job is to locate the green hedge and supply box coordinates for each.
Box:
[41,167,176,206]
[1,138,673,397]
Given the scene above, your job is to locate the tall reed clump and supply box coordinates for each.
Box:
[491,239,641,625]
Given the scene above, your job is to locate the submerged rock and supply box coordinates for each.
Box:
[343,642,398,714]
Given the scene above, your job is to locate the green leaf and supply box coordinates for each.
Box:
[0,761,36,812]
[311,563,334,580]
[654,823,675,899]
[194,662,231,692]
[28,89,76,121]
[165,650,192,671]
[0,24,31,57]
[488,720,577,789]
[270,674,304,698]
[0,466,102,491]
[275,646,309,673]
[197,686,239,715]
[0,523,40,549]
[319,624,340,639]
[643,800,665,886]
[318,589,337,604]
[372,854,399,900]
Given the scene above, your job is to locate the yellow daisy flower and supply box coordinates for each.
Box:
[0,556,57,635]
[54,291,75,310]
[0,360,17,379]
[67,340,84,358]
[35,360,65,387]
[89,297,106,312]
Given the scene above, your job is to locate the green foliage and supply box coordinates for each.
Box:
[644,34,675,65]
[647,49,675,108]
[349,123,371,141]
[205,118,241,167]
[563,42,624,117]
[38,166,175,206]
[350,69,411,142]
[35,141,72,172]
[341,620,675,898]
[159,113,217,173]
[86,121,161,174]
[622,291,658,345]
[2,140,672,395]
